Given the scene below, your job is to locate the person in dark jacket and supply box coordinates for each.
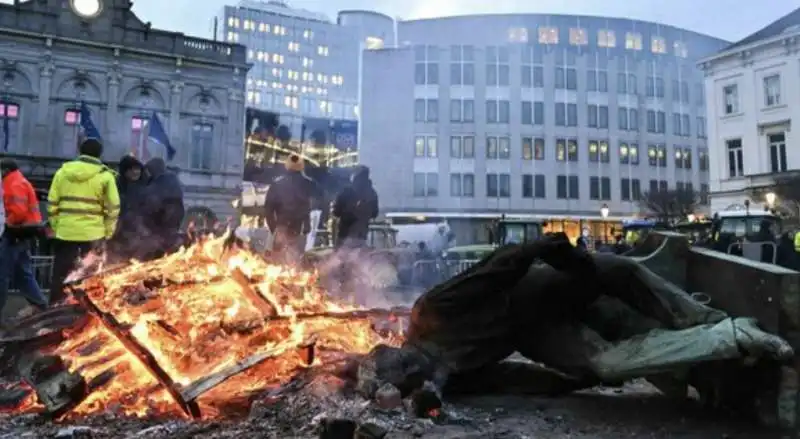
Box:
[263,154,316,262]
[109,155,147,261]
[333,166,379,248]
[140,158,184,260]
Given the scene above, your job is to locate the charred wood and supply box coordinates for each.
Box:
[16,352,88,417]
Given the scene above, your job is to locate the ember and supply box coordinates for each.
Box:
[4,234,404,420]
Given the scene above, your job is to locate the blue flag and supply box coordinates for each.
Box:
[2,112,8,152]
[79,102,102,140]
[148,111,176,161]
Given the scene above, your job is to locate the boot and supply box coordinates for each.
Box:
[732,317,793,361]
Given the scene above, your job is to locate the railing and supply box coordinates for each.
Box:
[411,258,481,287]
[9,238,55,295]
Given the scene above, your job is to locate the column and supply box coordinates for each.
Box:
[225,87,244,173]
[168,80,183,163]
[105,69,120,153]
[36,61,54,155]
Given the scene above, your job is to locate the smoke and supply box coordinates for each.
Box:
[314,245,418,310]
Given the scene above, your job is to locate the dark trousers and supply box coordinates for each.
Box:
[0,238,48,314]
[51,239,101,304]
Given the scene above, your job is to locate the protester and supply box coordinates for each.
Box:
[48,139,119,303]
[263,154,316,262]
[0,159,48,320]
[139,157,185,260]
[108,155,147,260]
[333,166,379,248]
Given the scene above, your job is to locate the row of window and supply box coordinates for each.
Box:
[726,132,788,178]
[415,99,707,137]
[416,63,702,103]
[722,74,782,115]
[413,172,708,202]
[415,135,709,170]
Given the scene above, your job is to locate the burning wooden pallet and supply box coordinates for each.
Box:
[2,237,405,420]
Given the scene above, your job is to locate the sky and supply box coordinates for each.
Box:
[114,0,799,43]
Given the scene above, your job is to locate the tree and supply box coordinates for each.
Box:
[637,187,699,223]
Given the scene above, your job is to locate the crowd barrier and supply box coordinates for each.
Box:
[9,238,55,295]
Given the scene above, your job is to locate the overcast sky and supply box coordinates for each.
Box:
[114,0,798,43]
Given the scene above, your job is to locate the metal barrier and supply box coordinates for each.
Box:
[727,240,778,265]
[411,258,481,286]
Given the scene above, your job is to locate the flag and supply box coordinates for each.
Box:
[2,112,8,152]
[79,102,102,140]
[148,111,176,161]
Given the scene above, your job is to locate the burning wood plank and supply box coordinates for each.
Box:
[16,351,88,417]
[180,335,317,402]
[69,286,202,419]
[230,267,278,317]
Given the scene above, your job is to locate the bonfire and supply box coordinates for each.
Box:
[1,235,406,421]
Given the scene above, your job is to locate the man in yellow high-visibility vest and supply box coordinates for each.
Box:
[47,139,119,303]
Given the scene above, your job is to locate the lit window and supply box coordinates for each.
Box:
[538,26,558,44]
[226,32,239,42]
[303,29,313,39]
[598,29,616,47]
[227,17,235,27]
[625,32,642,50]
[317,46,329,56]
[365,36,384,50]
[64,109,80,125]
[508,27,528,43]
[284,96,298,109]
[258,23,266,32]
[651,37,667,54]
[288,41,300,52]
[302,57,313,68]
[673,41,688,58]
[247,49,253,59]
[569,28,587,45]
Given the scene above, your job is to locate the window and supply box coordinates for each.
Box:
[450,45,476,86]
[620,178,642,201]
[556,175,579,199]
[413,172,438,197]
[700,184,709,204]
[567,139,578,161]
[697,117,706,138]
[598,29,616,47]
[413,136,438,157]
[625,32,642,50]
[450,173,475,197]
[725,139,744,177]
[521,65,544,88]
[486,100,510,123]
[521,137,545,160]
[674,41,688,58]
[414,45,439,85]
[588,140,610,163]
[647,144,667,167]
[674,146,692,169]
[449,135,475,158]
[485,46,510,87]
[587,70,608,92]
[695,83,706,106]
[646,77,664,98]
[522,174,546,198]
[190,123,214,170]
[483,136,509,159]
[699,149,709,171]
[130,116,148,159]
[590,177,611,201]
[723,84,739,114]
[486,173,511,197]
[508,27,528,43]
[554,103,577,127]
[554,67,578,90]
[651,37,666,54]
[450,99,474,123]
[646,110,666,133]
[587,104,609,129]
[769,132,787,173]
[555,138,578,162]
[617,73,637,95]
[521,101,544,125]
[538,26,558,44]
[414,99,438,122]
[569,28,588,45]
[681,114,691,137]
[764,75,781,107]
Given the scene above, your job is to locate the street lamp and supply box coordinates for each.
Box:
[766,192,777,209]
[687,213,696,223]
[600,204,609,243]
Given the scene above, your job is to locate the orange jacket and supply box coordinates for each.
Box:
[3,169,42,225]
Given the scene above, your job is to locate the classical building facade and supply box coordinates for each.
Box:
[0,0,249,219]
[701,7,800,215]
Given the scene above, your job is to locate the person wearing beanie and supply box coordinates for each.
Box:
[263,153,318,262]
[137,157,185,260]
[47,138,119,303]
[107,155,148,261]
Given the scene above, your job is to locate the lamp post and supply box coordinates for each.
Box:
[600,203,609,243]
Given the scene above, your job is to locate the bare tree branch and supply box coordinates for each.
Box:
[637,188,699,223]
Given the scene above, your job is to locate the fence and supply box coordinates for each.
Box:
[9,238,55,295]
[411,258,481,287]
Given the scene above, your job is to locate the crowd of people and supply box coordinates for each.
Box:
[0,138,185,326]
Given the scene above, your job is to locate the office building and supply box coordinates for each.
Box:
[701,7,800,214]
[0,0,248,222]
[358,14,729,241]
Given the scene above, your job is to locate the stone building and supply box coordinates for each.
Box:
[0,0,249,220]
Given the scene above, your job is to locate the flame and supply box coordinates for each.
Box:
[19,233,402,419]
